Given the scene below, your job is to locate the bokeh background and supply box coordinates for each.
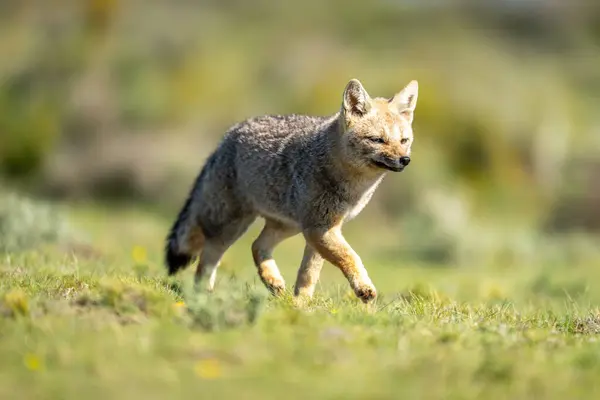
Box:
[2,0,600,269]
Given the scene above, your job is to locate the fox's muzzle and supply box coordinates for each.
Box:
[373,156,410,172]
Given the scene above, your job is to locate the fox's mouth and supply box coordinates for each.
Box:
[372,159,405,172]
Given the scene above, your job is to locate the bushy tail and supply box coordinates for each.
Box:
[165,193,195,275]
[165,151,217,276]
[166,245,192,276]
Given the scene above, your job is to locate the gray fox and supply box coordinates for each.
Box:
[165,78,418,303]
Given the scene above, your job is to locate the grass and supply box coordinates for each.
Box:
[1,202,600,399]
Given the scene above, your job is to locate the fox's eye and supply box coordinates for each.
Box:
[400,138,409,145]
[368,136,386,144]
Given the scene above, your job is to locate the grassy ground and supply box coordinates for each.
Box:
[2,203,600,399]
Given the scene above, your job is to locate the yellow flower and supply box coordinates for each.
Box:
[4,290,29,316]
[330,308,338,315]
[194,358,222,380]
[132,246,147,264]
[480,281,506,300]
[173,301,186,312]
[24,353,43,371]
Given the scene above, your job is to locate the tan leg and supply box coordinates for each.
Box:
[303,226,376,303]
[252,219,298,295]
[294,244,324,298]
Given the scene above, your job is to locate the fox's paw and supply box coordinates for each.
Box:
[266,281,286,297]
[260,274,286,297]
[294,285,316,299]
[354,284,377,303]
[258,263,286,297]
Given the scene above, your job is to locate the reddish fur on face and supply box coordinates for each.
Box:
[342,97,412,170]
[372,99,401,124]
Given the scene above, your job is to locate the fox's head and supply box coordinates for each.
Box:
[339,78,418,173]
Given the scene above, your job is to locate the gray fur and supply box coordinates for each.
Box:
[165,78,419,302]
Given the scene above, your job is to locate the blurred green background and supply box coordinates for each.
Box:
[1,0,600,267]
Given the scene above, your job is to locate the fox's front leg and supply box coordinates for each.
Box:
[303,226,377,303]
[294,244,324,298]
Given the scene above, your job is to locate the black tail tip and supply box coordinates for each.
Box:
[166,244,192,276]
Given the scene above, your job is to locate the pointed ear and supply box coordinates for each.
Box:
[342,79,372,117]
[391,80,418,122]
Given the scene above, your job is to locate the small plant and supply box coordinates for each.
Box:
[0,192,69,253]
[182,279,268,332]
[75,279,167,317]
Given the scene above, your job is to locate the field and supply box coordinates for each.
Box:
[1,1,600,399]
[1,200,600,400]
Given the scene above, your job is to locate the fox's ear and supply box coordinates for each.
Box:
[391,80,418,122]
[342,79,372,117]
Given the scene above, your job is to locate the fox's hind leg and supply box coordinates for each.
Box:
[252,219,298,295]
[195,215,256,290]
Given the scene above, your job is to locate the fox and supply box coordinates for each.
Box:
[165,78,418,303]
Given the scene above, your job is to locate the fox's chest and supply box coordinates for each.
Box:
[344,178,384,222]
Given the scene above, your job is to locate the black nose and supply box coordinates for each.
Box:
[399,156,411,167]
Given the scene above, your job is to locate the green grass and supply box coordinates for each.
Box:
[1,203,600,399]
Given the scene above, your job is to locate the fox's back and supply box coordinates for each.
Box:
[221,114,334,223]
[231,114,330,145]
